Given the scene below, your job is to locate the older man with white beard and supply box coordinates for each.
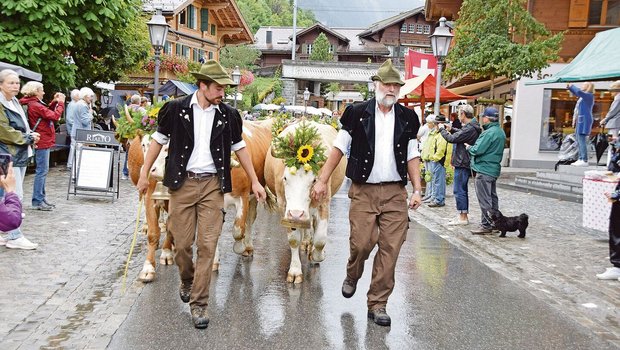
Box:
[312,59,422,327]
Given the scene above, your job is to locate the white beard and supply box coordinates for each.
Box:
[375,89,397,108]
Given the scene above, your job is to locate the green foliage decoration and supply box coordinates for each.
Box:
[309,33,333,61]
[271,121,327,174]
[115,100,167,141]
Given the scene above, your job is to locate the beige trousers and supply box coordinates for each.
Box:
[347,182,409,310]
[168,177,223,307]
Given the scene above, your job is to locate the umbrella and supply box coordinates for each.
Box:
[592,132,609,165]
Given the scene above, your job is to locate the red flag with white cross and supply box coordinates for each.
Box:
[405,50,438,79]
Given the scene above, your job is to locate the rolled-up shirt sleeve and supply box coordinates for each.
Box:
[407,139,420,161]
[333,129,352,155]
[151,131,169,145]
[231,140,247,152]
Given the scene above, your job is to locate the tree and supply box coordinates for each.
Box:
[220,45,262,70]
[324,82,341,109]
[236,0,316,33]
[0,0,151,91]
[445,0,563,99]
[309,33,333,61]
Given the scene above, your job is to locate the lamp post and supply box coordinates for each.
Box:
[430,17,453,116]
[147,7,170,104]
[367,79,375,100]
[231,65,241,109]
[303,87,310,116]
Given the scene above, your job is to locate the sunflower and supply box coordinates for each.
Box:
[296,145,314,164]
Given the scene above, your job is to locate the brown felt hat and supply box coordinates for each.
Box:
[190,60,236,86]
[371,59,405,86]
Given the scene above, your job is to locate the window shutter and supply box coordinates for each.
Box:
[188,5,195,29]
[569,0,590,27]
[211,24,216,35]
[200,8,209,32]
[175,43,181,56]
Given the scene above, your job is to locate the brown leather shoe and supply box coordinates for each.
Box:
[341,277,357,298]
[368,307,391,326]
[190,305,209,329]
[470,226,493,235]
[179,281,192,303]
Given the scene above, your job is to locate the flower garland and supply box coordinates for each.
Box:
[271,121,326,174]
[116,100,167,141]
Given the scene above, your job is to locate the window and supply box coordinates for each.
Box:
[208,51,214,59]
[539,88,613,151]
[328,44,334,54]
[187,5,195,29]
[178,9,186,25]
[408,24,415,33]
[163,42,171,54]
[589,0,620,25]
[307,44,313,55]
[192,48,200,62]
[401,23,407,32]
[424,25,431,34]
[200,8,209,32]
[416,24,424,33]
[182,45,190,58]
[210,24,216,35]
[175,43,182,56]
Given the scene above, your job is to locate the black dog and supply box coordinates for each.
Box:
[488,209,528,238]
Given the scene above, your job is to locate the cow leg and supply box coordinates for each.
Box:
[139,196,161,282]
[300,227,313,252]
[310,215,328,263]
[232,194,249,255]
[159,204,174,266]
[287,229,303,283]
[242,195,258,257]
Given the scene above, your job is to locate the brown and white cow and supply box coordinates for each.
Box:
[213,119,273,270]
[127,133,174,282]
[264,121,346,283]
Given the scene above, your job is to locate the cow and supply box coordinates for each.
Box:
[264,121,346,283]
[213,119,273,271]
[127,133,174,282]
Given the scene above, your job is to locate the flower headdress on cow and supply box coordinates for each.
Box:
[271,121,326,174]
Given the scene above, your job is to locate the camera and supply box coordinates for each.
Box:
[0,153,11,176]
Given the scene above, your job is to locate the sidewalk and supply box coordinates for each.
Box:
[409,168,620,348]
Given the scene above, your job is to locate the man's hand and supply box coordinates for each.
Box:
[137,173,149,198]
[31,132,40,144]
[311,178,328,201]
[252,181,267,203]
[0,162,16,193]
[409,191,422,210]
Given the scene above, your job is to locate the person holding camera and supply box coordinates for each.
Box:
[0,69,40,250]
[20,82,65,211]
[0,161,23,232]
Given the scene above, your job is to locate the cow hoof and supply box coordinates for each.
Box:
[311,249,325,262]
[138,271,155,282]
[159,222,166,232]
[233,240,245,255]
[287,273,303,284]
[300,242,308,252]
[242,248,254,257]
[212,262,220,272]
[160,249,174,265]
[141,225,148,236]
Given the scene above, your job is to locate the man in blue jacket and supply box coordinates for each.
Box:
[467,107,506,234]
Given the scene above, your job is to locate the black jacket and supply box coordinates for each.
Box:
[156,94,243,192]
[439,119,481,168]
[340,98,420,185]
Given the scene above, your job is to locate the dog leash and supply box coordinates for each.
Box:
[122,197,144,293]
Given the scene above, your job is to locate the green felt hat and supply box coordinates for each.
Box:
[191,60,236,86]
[371,59,404,86]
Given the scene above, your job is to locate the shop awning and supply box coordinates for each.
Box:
[0,61,42,81]
[159,80,197,97]
[398,73,470,102]
[526,27,620,85]
[450,77,510,95]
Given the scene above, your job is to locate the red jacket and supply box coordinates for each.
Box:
[19,96,64,149]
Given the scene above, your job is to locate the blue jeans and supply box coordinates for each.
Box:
[424,161,433,197]
[0,166,25,239]
[123,148,129,176]
[32,148,50,206]
[429,161,446,204]
[576,133,589,162]
[453,167,470,213]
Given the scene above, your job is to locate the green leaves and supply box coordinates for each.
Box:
[446,0,562,90]
[309,33,332,61]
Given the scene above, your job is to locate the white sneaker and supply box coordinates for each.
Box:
[5,236,38,250]
[447,217,469,226]
[596,267,620,280]
[0,235,6,246]
[571,160,588,167]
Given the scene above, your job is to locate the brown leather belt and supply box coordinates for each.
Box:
[187,171,217,179]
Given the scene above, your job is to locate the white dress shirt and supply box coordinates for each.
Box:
[333,103,420,183]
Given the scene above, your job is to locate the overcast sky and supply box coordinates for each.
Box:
[298,0,425,28]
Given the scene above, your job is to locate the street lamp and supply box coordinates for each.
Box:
[303,87,310,116]
[147,7,169,104]
[430,17,453,116]
[231,65,241,109]
[367,79,375,100]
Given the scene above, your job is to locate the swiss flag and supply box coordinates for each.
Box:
[405,49,438,79]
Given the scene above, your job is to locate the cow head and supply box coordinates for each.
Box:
[141,134,168,181]
[281,165,318,223]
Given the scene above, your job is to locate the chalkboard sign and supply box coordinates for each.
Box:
[76,147,113,190]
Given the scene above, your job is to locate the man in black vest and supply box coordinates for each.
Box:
[311,59,422,326]
[138,60,266,329]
